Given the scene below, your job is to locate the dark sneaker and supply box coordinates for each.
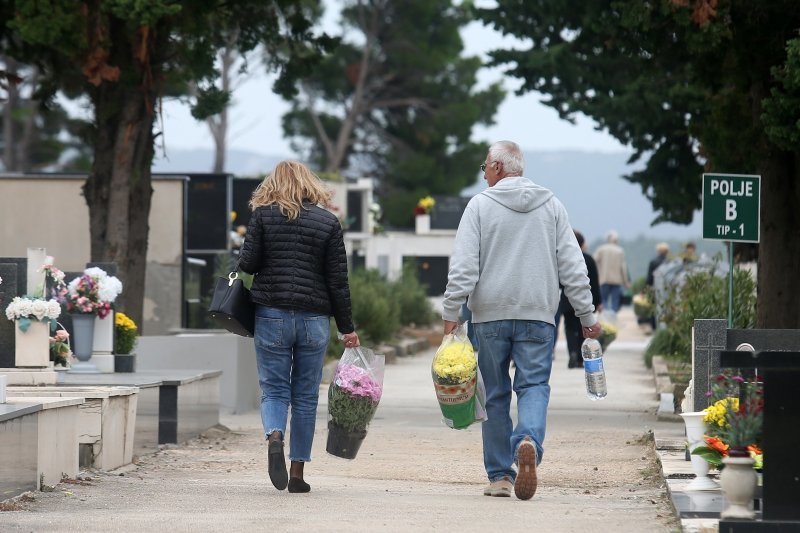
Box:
[268,440,288,490]
[515,439,538,500]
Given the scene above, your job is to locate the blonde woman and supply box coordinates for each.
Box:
[238,160,360,493]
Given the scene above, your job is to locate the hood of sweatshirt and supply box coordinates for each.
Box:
[480,176,553,213]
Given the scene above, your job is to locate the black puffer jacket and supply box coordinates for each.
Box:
[238,202,354,333]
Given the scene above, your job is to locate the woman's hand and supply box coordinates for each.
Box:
[341,331,360,348]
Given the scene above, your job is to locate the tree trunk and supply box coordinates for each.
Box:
[85,83,156,331]
[2,56,18,171]
[18,67,39,172]
[756,150,800,328]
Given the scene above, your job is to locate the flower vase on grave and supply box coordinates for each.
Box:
[680,411,719,491]
[719,448,757,519]
[14,320,50,368]
[68,313,100,374]
[415,214,430,234]
[91,312,115,373]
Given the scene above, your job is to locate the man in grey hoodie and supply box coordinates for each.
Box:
[442,140,601,500]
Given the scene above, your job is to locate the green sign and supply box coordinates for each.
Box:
[702,173,760,243]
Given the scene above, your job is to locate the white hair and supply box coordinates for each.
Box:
[606,230,618,243]
[488,140,524,176]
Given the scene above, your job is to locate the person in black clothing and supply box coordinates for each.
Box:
[646,242,670,329]
[559,231,602,368]
[238,160,360,494]
[646,242,670,287]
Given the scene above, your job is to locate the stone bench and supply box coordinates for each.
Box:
[59,369,221,448]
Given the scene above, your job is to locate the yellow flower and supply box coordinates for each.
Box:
[115,312,138,333]
[417,196,436,213]
[703,397,738,427]
[433,341,476,383]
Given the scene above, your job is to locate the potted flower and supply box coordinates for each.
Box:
[431,325,483,429]
[57,267,122,371]
[413,195,435,234]
[691,373,762,519]
[114,312,138,373]
[326,351,384,459]
[5,296,61,367]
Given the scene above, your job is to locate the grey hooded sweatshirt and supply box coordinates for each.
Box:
[442,176,596,327]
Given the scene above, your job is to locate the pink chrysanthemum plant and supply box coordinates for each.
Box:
[327,364,383,434]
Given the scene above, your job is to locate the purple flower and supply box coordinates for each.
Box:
[334,364,383,402]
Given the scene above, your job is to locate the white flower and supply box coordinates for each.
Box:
[31,299,48,320]
[4,296,59,321]
[98,275,123,303]
[84,267,108,280]
[46,300,61,320]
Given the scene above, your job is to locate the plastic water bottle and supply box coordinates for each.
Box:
[581,337,607,400]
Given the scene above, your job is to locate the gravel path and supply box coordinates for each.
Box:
[2,308,681,532]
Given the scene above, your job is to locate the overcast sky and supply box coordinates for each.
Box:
[156,6,630,158]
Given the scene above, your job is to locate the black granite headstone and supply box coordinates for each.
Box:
[431,196,470,230]
[0,258,27,368]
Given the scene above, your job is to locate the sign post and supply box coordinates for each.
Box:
[702,173,761,327]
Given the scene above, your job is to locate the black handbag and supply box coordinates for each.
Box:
[207,271,255,337]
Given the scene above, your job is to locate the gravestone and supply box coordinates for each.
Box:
[430,196,470,230]
[691,319,727,412]
[719,350,800,530]
[0,258,27,368]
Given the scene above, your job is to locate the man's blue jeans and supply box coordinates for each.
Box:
[600,283,623,313]
[254,305,330,462]
[474,319,554,482]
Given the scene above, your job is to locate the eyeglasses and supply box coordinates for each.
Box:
[480,162,489,172]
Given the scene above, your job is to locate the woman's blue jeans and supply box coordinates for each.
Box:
[474,319,554,482]
[254,305,330,462]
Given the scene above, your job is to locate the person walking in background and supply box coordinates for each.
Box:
[441,140,601,501]
[681,241,697,264]
[559,230,602,368]
[593,230,630,319]
[646,242,670,288]
[238,160,360,494]
[645,242,670,330]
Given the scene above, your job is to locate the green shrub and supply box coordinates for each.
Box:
[392,263,436,326]
[650,267,756,364]
[349,268,400,345]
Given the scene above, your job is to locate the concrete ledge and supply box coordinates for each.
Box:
[652,355,670,376]
[375,344,397,365]
[0,404,39,499]
[9,386,138,471]
[5,397,84,488]
[0,368,57,385]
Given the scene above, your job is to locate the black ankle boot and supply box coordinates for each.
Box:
[267,440,288,490]
[288,477,311,493]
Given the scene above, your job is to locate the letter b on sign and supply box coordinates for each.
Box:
[725,199,737,221]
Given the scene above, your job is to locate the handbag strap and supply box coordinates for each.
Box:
[227,257,242,286]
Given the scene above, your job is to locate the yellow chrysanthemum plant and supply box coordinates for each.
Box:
[431,322,484,430]
[414,196,436,215]
[115,312,139,355]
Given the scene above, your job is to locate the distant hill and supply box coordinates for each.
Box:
[153,147,722,280]
[152,148,283,177]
